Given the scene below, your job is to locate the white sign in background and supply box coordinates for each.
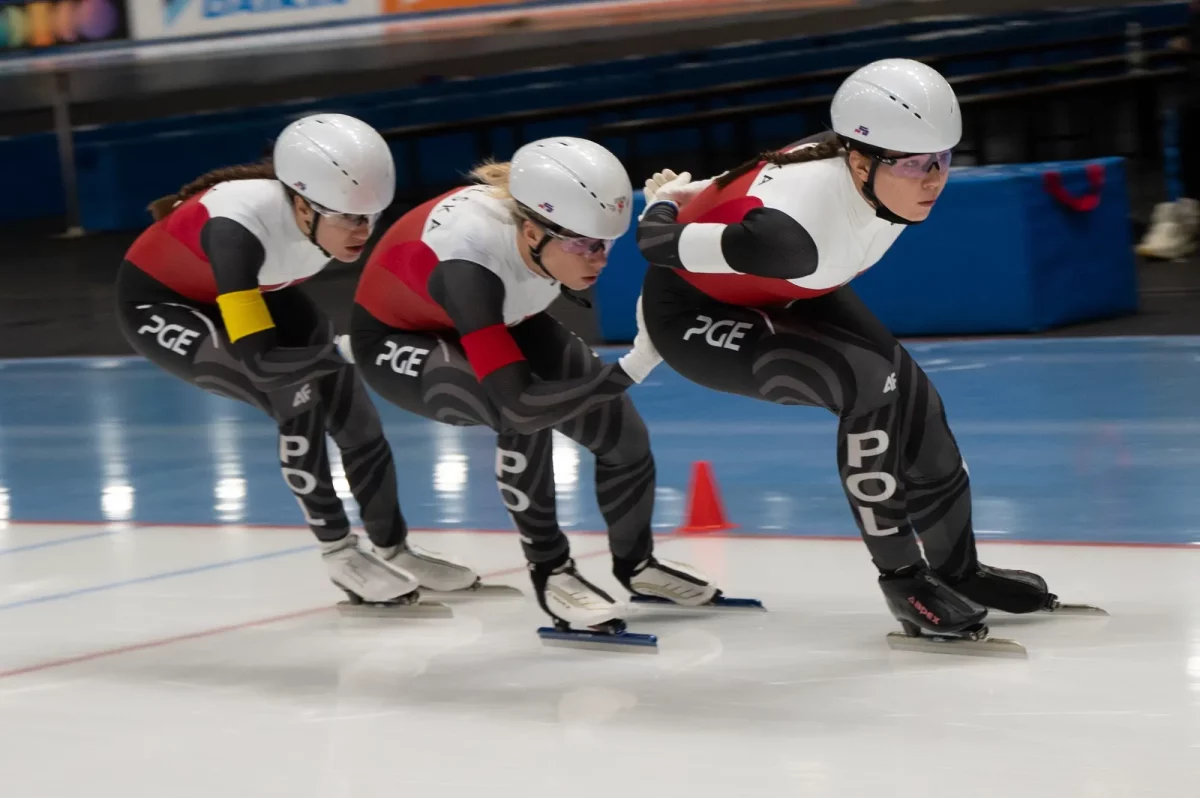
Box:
[129,0,380,40]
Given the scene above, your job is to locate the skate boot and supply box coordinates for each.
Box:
[376,540,523,600]
[938,562,1052,614]
[879,564,1026,657]
[616,556,766,610]
[323,535,450,618]
[531,557,656,652]
[616,555,718,605]
[939,562,1107,617]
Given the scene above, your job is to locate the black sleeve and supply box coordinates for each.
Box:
[201,218,343,391]
[636,200,819,280]
[428,258,634,434]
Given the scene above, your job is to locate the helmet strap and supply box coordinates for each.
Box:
[860,158,923,226]
[287,189,335,258]
[529,232,558,281]
[528,230,593,309]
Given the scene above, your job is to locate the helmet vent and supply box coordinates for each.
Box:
[329,158,357,183]
[886,94,923,121]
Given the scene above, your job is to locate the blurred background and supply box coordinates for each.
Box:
[1,0,1197,357]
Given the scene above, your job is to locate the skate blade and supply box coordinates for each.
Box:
[886,631,1028,659]
[421,583,524,601]
[537,626,658,653]
[336,600,453,619]
[1045,602,1109,617]
[630,594,766,611]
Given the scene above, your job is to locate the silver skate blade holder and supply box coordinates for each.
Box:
[336,600,454,619]
[421,583,524,601]
[1044,600,1109,616]
[537,626,659,653]
[886,631,1028,659]
[629,594,766,611]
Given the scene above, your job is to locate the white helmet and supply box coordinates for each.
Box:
[508,137,632,240]
[274,113,395,215]
[831,59,961,154]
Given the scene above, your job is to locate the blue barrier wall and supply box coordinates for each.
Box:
[595,157,1138,341]
[1,1,1188,229]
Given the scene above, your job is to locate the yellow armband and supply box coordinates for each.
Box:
[217,289,275,342]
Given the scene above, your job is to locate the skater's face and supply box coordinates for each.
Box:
[292,195,377,263]
[520,219,614,292]
[849,149,951,222]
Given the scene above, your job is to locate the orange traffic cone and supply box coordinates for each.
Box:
[678,461,737,533]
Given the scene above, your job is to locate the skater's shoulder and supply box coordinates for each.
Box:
[197,180,288,243]
[422,188,516,264]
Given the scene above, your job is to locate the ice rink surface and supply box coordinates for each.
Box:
[0,336,1197,797]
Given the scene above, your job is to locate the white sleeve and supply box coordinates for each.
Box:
[749,168,845,284]
[199,182,275,249]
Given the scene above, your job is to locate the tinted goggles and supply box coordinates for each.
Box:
[544,228,615,256]
[877,150,953,178]
[307,199,381,230]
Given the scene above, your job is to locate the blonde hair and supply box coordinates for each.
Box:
[469,159,513,199]
[468,157,556,228]
[147,161,276,221]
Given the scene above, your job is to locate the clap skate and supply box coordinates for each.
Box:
[621,556,766,611]
[323,535,453,619]
[336,589,454,619]
[880,565,1027,658]
[1042,595,1109,616]
[531,558,658,653]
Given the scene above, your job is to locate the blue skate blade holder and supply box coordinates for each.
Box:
[537,626,659,653]
[629,595,766,610]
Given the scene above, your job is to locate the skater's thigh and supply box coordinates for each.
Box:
[507,311,648,457]
[642,265,773,399]
[117,292,273,414]
[508,313,603,381]
[776,288,930,416]
[351,314,499,430]
[262,286,335,346]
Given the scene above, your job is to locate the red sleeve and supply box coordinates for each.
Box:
[460,324,525,379]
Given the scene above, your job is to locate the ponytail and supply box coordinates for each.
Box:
[147,161,277,221]
[714,132,845,189]
[468,159,513,199]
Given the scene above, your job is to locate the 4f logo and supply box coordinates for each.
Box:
[136,315,201,356]
[682,314,754,351]
[376,341,429,377]
[292,383,312,408]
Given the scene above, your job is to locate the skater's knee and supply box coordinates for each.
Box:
[908,433,964,482]
[325,372,385,448]
[751,332,898,417]
[841,354,901,418]
[592,398,652,465]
